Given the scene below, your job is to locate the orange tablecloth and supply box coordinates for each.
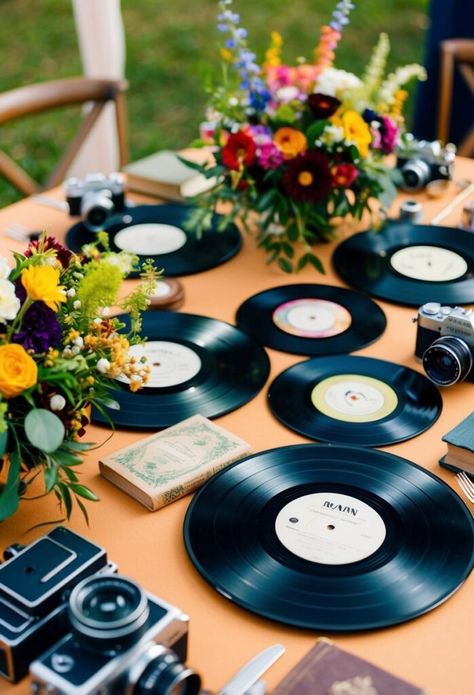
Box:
[1,159,473,695]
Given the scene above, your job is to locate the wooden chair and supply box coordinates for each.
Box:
[437,39,474,157]
[0,77,128,196]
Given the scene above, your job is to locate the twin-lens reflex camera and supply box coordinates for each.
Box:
[64,172,126,232]
[0,527,200,695]
[415,303,474,386]
[396,135,456,192]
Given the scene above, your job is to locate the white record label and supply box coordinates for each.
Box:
[114,223,187,256]
[118,341,201,388]
[275,492,386,564]
[390,245,467,282]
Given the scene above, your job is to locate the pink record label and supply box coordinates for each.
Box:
[272,298,352,338]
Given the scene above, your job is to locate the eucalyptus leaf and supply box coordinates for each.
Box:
[0,452,20,521]
[0,430,8,458]
[25,409,65,453]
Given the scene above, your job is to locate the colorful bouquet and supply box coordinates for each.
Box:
[0,234,157,522]
[187,0,426,272]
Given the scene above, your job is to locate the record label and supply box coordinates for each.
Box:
[152,280,173,297]
[390,245,468,282]
[310,374,398,422]
[272,299,352,338]
[119,340,202,388]
[275,492,386,565]
[114,223,187,255]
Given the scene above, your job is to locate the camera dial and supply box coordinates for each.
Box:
[69,575,150,653]
[423,336,473,386]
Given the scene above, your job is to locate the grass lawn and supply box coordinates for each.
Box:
[0,0,428,207]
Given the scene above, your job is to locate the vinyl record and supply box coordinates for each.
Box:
[184,443,474,631]
[65,204,242,277]
[332,222,474,306]
[267,355,442,447]
[92,311,270,429]
[236,284,386,355]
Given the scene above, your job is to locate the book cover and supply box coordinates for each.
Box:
[99,414,252,510]
[122,149,215,201]
[439,455,474,479]
[439,412,474,475]
[273,640,427,695]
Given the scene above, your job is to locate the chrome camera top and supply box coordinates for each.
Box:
[396,134,456,192]
[414,302,474,386]
[64,172,126,232]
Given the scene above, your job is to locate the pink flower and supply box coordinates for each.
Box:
[257,142,284,170]
[379,116,399,154]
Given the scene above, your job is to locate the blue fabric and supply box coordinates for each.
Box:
[413,0,474,146]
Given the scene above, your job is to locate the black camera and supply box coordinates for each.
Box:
[30,574,201,695]
[64,173,126,232]
[414,302,474,386]
[396,135,456,192]
[0,527,116,682]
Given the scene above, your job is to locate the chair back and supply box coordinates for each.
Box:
[438,39,474,157]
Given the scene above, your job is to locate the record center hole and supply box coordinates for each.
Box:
[326,524,335,531]
[152,362,161,367]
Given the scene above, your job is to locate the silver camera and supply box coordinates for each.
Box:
[29,574,200,695]
[396,135,456,192]
[64,173,126,232]
[414,302,474,386]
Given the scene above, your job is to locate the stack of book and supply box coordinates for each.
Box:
[439,412,474,478]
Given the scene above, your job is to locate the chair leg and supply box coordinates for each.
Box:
[438,44,455,144]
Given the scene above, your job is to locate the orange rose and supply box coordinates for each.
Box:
[0,344,38,399]
[273,127,308,159]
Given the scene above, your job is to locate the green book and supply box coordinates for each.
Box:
[439,412,474,476]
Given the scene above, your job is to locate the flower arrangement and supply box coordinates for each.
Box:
[0,234,157,522]
[187,0,426,272]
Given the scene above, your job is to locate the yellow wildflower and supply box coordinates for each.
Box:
[21,265,66,312]
[274,128,308,159]
[339,111,372,158]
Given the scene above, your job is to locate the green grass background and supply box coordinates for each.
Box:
[0,0,428,207]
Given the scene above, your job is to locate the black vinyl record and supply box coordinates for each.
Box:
[184,443,474,631]
[267,355,442,447]
[65,204,242,276]
[92,312,270,429]
[332,222,474,306]
[236,284,386,355]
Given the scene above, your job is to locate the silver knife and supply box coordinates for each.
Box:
[218,643,285,695]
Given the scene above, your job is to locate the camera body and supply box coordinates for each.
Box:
[396,135,455,192]
[30,575,197,695]
[0,527,116,682]
[64,173,126,232]
[415,303,474,385]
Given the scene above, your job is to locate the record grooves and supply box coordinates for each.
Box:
[267,355,442,447]
[92,312,270,429]
[65,204,242,277]
[332,222,474,306]
[236,284,386,355]
[184,444,474,631]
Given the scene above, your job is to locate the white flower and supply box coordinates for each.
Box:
[320,124,344,147]
[73,300,81,310]
[0,279,21,323]
[0,257,12,280]
[67,288,76,298]
[96,358,111,374]
[73,336,84,348]
[276,86,300,103]
[105,252,134,275]
[314,68,362,98]
[50,394,66,412]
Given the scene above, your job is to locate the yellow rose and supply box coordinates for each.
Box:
[0,344,38,399]
[21,265,66,312]
[340,110,372,157]
[274,127,308,159]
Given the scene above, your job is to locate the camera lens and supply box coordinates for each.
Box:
[81,190,115,232]
[128,644,201,695]
[401,159,431,192]
[69,575,150,653]
[423,336,473,386]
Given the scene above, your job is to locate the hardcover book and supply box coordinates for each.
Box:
[99,414,252,510]
[122,149,215,201]
[439,412,474,476]
[273,640,427,695]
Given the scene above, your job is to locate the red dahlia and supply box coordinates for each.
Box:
[331,163,358,188]
[307,93,341,119]
[221,131,257,170]
[283,151,332,202]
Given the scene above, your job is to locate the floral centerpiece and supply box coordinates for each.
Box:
[186,0,426,272]
[0,234,157,522]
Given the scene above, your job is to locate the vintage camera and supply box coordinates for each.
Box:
[64,172,126,232]
[30,574,201,695]
[414,302,474,386]
[396,135,456,192]
[0,527,116,682]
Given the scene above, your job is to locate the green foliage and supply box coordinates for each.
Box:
[24,409,66,453]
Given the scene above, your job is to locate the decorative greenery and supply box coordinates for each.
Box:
[186,0,426,272]
[0,234,158,522]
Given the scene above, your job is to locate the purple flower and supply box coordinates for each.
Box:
[379,116,399,154]
[12,301,62,353]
